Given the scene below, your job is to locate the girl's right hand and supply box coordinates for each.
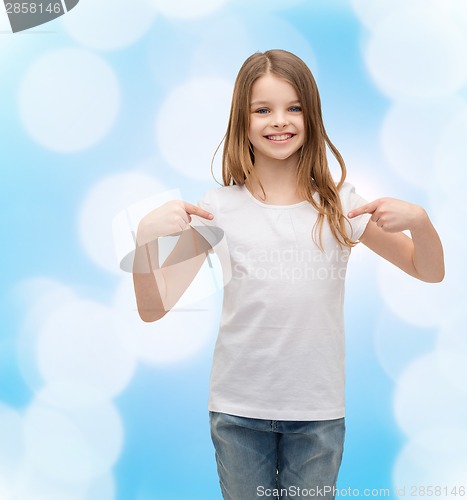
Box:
[137,200,214,245]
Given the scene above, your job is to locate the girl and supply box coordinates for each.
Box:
[133,50,444,499]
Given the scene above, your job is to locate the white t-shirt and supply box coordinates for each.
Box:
[191,182,370,421]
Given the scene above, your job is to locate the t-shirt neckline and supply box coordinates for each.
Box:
[241,185,310,209]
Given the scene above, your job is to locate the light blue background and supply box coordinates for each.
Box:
[1,1,466,498]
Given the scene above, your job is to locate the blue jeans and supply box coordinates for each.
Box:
[210,411,345,500]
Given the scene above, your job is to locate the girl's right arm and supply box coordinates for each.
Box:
[132,200,214,322]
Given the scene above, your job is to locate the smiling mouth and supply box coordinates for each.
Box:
[265,134,295,142]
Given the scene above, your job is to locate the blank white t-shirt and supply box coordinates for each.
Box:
[191,182,370,421]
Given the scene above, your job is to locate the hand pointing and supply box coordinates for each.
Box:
[137,200,214,245]
[348,197,426,233]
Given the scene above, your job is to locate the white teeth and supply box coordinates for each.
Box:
[267,134,293,141]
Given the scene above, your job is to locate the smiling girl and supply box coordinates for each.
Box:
[133,50,444,499]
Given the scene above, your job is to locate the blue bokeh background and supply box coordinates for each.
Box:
[1,0,466,498]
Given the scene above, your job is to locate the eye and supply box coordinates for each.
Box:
[289,106,302,112]
[254,108,270,114]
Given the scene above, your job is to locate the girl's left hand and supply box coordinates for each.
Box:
[348,197,427,233]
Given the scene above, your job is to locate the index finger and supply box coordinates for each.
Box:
[183,201,214,220]
[348,200,378,218]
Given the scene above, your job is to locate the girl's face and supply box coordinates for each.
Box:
[248,73,305,165]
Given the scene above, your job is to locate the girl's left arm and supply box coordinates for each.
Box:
[348,198,445,283]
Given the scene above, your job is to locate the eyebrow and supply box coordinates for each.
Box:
[250,100,301,106]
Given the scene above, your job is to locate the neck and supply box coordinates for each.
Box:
[249,153,299,190]
[246,152,304,204]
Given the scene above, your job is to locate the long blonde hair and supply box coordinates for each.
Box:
[219,49,355,249]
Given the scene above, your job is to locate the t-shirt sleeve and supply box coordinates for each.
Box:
[340,182,371,241]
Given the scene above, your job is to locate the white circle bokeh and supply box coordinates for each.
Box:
[0,8,14,58]
[393,352,467,437]
[155,77,232,181]
[78,170,166,273]
[364,6,467,99]
[446,0,467,32]
[62,0,157,51]
[430,207,467,311]
[36,298,137,399]
[9,280,126,497]
[23,397,123,484]
[0,404,24,483]
[15,278,77,393]
[434,110,467,211]
[145,0,229,19]
[113,275,219,365]
[377,258,450,328]
[438,309,467,356]
[243,14,317,76]
[393,429,467,490]
[381,97,467,189]
[231,0,305,10]
[351,0,446,30]
[373,311,435,381]
[85,472,115,500]
[19,48,120,152]
[190,15,251,82]
[0,480,11,500]
[435,350,467,398]
[14,459,87,500]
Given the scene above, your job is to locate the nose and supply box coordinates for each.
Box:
[272,112,289,128]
